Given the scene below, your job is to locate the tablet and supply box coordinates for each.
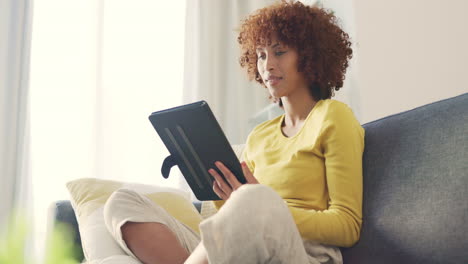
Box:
[148,101,246,201]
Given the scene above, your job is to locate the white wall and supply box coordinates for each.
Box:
[353,0,468,123]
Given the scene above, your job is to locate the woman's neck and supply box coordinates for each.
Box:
[281,93,317,128]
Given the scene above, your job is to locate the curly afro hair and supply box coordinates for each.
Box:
[238,0,352,104]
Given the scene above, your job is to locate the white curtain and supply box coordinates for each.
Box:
[0,0,33,230]
[29,0,186,259]
[184,0,361,145]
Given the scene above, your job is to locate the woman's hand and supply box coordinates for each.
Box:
[208,161,258,200]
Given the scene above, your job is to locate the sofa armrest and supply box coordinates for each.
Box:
[50,200,84,262]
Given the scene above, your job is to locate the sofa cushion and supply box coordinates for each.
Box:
[342,93,468,264]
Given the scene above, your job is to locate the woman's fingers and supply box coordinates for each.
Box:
[215,161,243,190]
[209,161,258,200]
[212,179,228,200]
[241,161,258,184]
[208,168,232,197]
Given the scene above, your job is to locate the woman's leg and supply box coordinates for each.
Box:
[196,184,341,264]
[198,184,313,264]
[104,189,201,264]
[121,222,189,264]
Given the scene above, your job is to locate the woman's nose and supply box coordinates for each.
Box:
[265,56,276,71]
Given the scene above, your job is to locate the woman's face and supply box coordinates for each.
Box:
[256,37,308,99]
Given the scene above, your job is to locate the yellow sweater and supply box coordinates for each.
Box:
[214,99,365,247]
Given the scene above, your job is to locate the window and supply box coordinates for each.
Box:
[29,0,186,259]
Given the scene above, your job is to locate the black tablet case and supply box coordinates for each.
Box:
[149,101,246,201]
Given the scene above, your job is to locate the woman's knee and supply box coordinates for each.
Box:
[104,189,140,228]
[103,188,169,237]
[221,184,291,225]
[230,184,286,211]
[104,189,143,215]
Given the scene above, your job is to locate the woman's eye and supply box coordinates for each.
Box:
[258,54,266,60]
[275,51,286,56]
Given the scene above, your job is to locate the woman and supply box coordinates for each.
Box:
[104,1,364,264]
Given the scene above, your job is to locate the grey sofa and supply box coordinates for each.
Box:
[52,93,468,263]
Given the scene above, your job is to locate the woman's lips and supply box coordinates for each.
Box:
[267,76,283,86]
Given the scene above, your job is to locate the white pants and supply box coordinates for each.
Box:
[103,184,342,264]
